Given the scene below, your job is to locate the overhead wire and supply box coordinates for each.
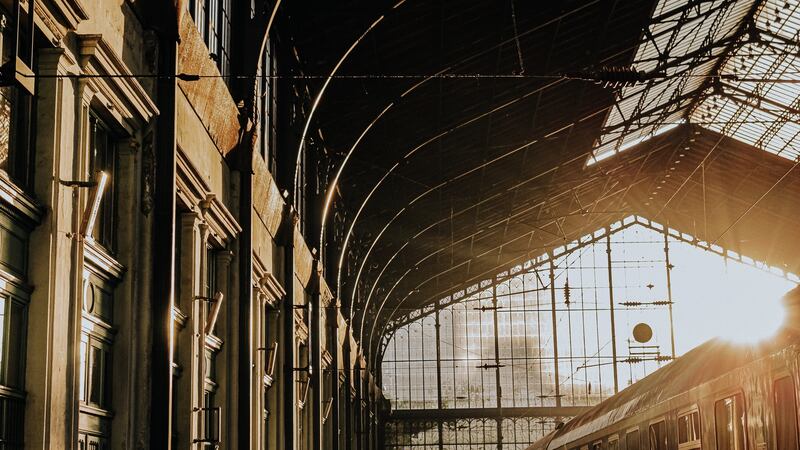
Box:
[16,70,800,81]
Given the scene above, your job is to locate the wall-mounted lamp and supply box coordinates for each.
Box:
[59,171,108,239]
[194,292,225,335]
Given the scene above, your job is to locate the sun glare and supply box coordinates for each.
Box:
[670,249,794,347]
[714,287,787,345]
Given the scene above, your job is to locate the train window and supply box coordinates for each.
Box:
[677,409,701,449]
[626,429,640,450]
[774,376,799,450]
[714,393,746,450]
[649,420,667,450]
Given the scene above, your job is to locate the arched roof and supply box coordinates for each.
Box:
[283,0,800,362]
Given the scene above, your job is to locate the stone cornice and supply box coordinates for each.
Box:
[0,176,43,228]
[176,151,241,245]
[77,34,158,129]
[84,240,126,281]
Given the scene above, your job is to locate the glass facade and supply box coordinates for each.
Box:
[382,215,798,449]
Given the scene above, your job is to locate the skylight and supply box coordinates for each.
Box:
[589,0,800,164]
[589,0,754,164]
[691,0,800,161]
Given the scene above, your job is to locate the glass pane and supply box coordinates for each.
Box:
[6,300,24,388]
[0,297,5,384]
[88,115,117,251]
[79,336,87,402]
[691,412,700,442]
[678,414,689,443]
[88,344,104,406]
[648,421,666,450]
[0,86,13,172]
[715,394,745,450]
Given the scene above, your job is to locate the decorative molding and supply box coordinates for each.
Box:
[0,267,33,297]
[0,176,43,227]
[176,151,241,245]
[84,240,126,281]
[257,272,285,307]
[295,310,309,344]
[199,193,241,244]
[172,306,189,329]
[45,0,89,30]
[140,130,155,215]
[206,334,223,352]
[321,350,333,370]
[77,34,159,129]
[33,1,67,46]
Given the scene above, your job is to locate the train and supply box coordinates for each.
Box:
[526,286,800,450]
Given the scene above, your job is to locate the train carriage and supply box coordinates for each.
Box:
[527,287,800,450]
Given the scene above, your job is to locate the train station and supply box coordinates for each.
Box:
[0,0,799,448]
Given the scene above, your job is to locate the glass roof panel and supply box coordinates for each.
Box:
[588,0,759,165]
[688,0,800,161]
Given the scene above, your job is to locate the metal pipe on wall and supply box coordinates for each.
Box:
[147,9,179,448]
[282,206,297,450]
[311,260,323,450]
[330,303,341,450]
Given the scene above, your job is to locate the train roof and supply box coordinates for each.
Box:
[526,334,800,450]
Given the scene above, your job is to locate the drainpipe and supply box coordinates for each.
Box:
[149,13,178,450]
[343,326,353,450]
[330,302,340,450]
[238,124,254,450]
[311,259,323,450]
[282,205,297,450]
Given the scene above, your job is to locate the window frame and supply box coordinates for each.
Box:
[608,435,619,450]
[87,112,119,253]
[676,405,702,450]
[0,8,35,190]
[0,291,27,392]
[257,37,277,173]
[187,0,232,79]
[626,427,641,450]
[713,390,747,450]
[648,418,668,450]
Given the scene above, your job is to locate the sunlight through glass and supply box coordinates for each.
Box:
[670,249,792,346]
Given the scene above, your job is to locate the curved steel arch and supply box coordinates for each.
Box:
[324,0,606,303]
[292,0,407,203]
[350,104,610,346]
[339,19,659,344]
[364,136,684,368]
[340,79,566,323]
[362,176,620,363]
[366,181,644,371]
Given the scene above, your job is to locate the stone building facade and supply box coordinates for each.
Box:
[0,0,382,449]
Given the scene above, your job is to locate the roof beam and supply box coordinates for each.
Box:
[388,406,590,421]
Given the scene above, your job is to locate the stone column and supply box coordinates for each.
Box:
[25,47,81,450]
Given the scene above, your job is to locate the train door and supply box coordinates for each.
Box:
[714,393,746,450]
[773,376,799,449]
